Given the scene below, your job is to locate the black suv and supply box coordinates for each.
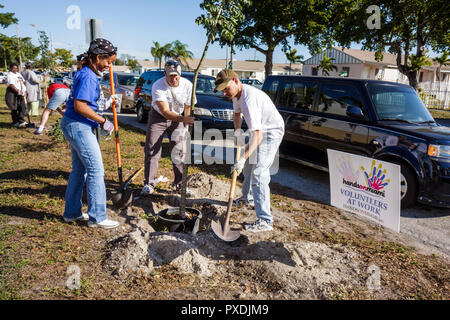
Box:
[262,75,450,208]
[134,70,241,133]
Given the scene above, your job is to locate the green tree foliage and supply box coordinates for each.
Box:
[433,51,450,82]
[0,3,18,28]
[317,52,338,76]
[127,58,139,72]
[331,0,450,90]
[150,41,172,69]
[0,34,39,70]
[226,0,335,75]
[36,31,55,70]
[284,48,303,74]
[168,40,194,69]
[53,48,73,68]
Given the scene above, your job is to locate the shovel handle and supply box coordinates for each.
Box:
[223,146,242,230]
[108,66,123,186]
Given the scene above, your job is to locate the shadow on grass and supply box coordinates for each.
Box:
[0,205,62,221]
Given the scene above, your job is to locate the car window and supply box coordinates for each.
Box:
[280,80,317,110]
[183,75,222,96]
[101,74,110,85]
[368,84,434,122]
[263,79,280,103]
[136,75,146,89]
[117,74,140,86]
[317,83,364,116]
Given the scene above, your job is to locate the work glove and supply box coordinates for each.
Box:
[101,118,114,136]
[105,94,121,110]
[230,157,246,176]
[234,129,246,147]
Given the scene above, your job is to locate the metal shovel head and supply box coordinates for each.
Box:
[111,189,133,209]
[211,219,240,242]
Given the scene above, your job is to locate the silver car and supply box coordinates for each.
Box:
[240,78,263,89]
[100,72,140,113]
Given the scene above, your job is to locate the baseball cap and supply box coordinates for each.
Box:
[164,60,182,76]
[214,69,238,92]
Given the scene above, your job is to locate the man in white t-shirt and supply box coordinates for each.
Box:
[214,69,285,232]
[141,60,196,196]
[5,63,28,127]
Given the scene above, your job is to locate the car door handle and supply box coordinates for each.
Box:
[312,120,322,127]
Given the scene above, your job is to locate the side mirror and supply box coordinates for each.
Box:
[346,105,365,119]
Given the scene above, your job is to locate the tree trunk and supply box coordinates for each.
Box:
[264,49,274,76]
[408,71,419,91]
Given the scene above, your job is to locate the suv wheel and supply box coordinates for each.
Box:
[136,103,147,123]
[393,161,418,208]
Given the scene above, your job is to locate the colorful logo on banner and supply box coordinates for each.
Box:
[339,159,390,198]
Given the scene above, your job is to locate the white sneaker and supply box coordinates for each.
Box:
[18,121,27,128]
[244,219,273,233]
[140,184,154,195]
[63,213,89,223]
[34,127,44,135]
[88,219,119,229]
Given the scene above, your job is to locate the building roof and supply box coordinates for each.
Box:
[304,47,450,71]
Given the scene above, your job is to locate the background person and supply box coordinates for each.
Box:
[34,56,86,135]
[21,61,42,117]
[141,60,195,196]
[214,69,285,233]
[61,38,118,229]
[5,63,27,127]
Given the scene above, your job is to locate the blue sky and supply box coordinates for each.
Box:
[2,0,313,63]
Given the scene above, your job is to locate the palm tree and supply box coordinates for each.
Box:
[317,52,338,76]
[284,49,303,75]
[151,41,172,70]
[433,51,450,93]
[168,40,194,70]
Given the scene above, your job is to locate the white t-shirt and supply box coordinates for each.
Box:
[152,77,193,116]
[7,71,27,96]
[233,84,285,139]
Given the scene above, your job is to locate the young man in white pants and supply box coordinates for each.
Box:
[214,69,285,232]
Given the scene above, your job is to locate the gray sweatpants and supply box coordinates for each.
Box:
[144,109,187,187]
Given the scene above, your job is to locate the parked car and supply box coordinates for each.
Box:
[0,71,6,84]
[100,72,140,113]
[262,75,450,208]
[241,78,263,89]
[134,70,244,134]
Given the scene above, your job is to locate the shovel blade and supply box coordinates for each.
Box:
[211,219,240,242]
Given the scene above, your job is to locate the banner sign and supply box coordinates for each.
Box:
[327,149,401,233]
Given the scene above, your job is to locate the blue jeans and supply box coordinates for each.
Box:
[241,132,283,224]
[61,116,107,224]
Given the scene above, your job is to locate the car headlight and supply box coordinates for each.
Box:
[428,144,450,158]
[193,107,212,117]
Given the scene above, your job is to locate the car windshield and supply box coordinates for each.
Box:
[184,76,222,96]
[368,84,435,123]
[117,75,140,86]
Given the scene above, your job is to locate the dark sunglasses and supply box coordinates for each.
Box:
[166,60,179,67]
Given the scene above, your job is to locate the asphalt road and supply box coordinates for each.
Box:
[109,111,450,259]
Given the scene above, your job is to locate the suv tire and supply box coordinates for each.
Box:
[136,103,147,123]
[392,161,418,208]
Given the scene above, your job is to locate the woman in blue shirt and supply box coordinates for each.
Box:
[61,38,118,229]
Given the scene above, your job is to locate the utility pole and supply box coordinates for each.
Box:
[15,24,23,71]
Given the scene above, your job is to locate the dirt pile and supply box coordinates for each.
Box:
[104,172,365,299]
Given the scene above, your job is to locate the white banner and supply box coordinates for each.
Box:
[327,149,401,233]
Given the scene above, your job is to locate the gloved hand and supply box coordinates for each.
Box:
[230,157,246,176]
[101,118,114,136]
[105,94,120,110]
[234,130,246,147]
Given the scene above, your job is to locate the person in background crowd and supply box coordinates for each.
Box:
[34,56,86,135]
[5,63,27,127]
[61,38,119,229]
[21,61,42,117]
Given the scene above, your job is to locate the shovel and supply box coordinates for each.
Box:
[111,167,144,209]
[107,65,143,209]
[211,146,242,242]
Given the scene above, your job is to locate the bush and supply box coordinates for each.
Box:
[47,118,66,142]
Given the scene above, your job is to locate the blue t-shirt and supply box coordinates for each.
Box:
[64,66,100,128]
